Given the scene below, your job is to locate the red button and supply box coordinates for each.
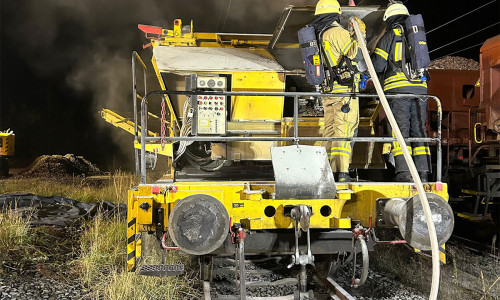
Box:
[220,107,224,110]
[198,101,202,105]
[209,96,213,99]
[198,96,202,99]
[204,96,207,99]
[215,96,218,100]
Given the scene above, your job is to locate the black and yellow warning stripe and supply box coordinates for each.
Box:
[127,217,137,272]
[414,244,447,264]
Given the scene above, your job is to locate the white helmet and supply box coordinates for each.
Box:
[383,3,409,21]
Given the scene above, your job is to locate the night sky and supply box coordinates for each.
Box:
[1,0,499,171]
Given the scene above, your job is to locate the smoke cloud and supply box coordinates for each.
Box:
[1,0,325,170]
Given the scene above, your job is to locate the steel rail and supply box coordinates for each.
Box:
[312,274,356,300]
[204,256,357,300]
[139,90,442,183]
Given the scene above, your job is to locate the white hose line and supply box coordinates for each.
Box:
[350,18,440,300]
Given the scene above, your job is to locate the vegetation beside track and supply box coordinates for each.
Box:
[0,173,200,299]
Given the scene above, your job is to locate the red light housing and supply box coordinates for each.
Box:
[152,186,161,194]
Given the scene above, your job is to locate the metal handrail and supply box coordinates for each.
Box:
[132,51,147,176]
[139,90,442,184]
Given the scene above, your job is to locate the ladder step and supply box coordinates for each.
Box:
[138,264,184,277]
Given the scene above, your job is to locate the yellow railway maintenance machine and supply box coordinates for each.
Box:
[105,5,455,299]
[0,129,15,177]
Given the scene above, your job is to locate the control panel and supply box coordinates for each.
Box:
[186,75,227,135]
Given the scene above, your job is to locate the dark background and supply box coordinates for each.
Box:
[1,0,499,172]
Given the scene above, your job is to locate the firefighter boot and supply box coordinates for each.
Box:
[394,171,412,182]
[419,172,429,183]
[338,172,352,182]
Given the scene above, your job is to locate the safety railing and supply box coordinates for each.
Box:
[132,51,148,177]
[138,90,442,184]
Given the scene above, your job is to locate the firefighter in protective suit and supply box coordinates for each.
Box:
[312,0,366,182]
[371,3,431,182]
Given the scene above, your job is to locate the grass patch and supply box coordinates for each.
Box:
[76,214,200,299]
[0,171,137,204]
[1,173,199,299]
[0,209,30,262]
[370,243,500,299]
[77,215,127,286]
[94,269,200,300]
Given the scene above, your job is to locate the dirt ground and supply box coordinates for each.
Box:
[17,154,103,178]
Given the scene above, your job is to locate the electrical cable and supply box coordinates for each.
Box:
[174,96,194,162]
[434,42,484,60]
[429,21,500,53]
[216,0,226,32]
[427,0,498,34]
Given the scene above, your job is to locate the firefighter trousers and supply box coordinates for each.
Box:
[323,96,359,173]
[388,97,431,173]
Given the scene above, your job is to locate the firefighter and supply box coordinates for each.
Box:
[312,0,365,182]
[371,2,431,182]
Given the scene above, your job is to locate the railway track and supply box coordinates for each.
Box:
[202,256,355,300]
[449,235,499,257]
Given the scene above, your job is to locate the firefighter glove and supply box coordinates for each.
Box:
[349,17,366,40]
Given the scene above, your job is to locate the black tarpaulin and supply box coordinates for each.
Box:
[0,193,126,226]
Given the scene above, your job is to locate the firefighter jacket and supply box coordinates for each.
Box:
[371,26,427,94]
[321,22,360,93]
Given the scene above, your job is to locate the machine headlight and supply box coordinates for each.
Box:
[208,79,216,88]
[199,80,206,87]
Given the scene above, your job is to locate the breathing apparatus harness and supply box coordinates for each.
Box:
[298,20,357,114]
[387,19,431,84]
[318,24,357,113]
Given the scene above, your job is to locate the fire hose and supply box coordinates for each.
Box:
[350,17,441,300]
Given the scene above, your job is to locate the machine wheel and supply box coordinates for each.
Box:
[0,157,9,177]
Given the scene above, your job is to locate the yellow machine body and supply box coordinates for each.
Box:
[116,6,453,277]
[0,131,15,156]
[127,181,449,271]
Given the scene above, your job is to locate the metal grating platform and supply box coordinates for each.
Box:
[138,264,184,277]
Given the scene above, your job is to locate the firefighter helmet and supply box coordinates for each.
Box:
[383,3,409,21]
[315,0,342,16]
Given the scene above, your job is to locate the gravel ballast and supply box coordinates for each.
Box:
[0,273,86,300]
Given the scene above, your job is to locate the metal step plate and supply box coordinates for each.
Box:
[138,264,184,277]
